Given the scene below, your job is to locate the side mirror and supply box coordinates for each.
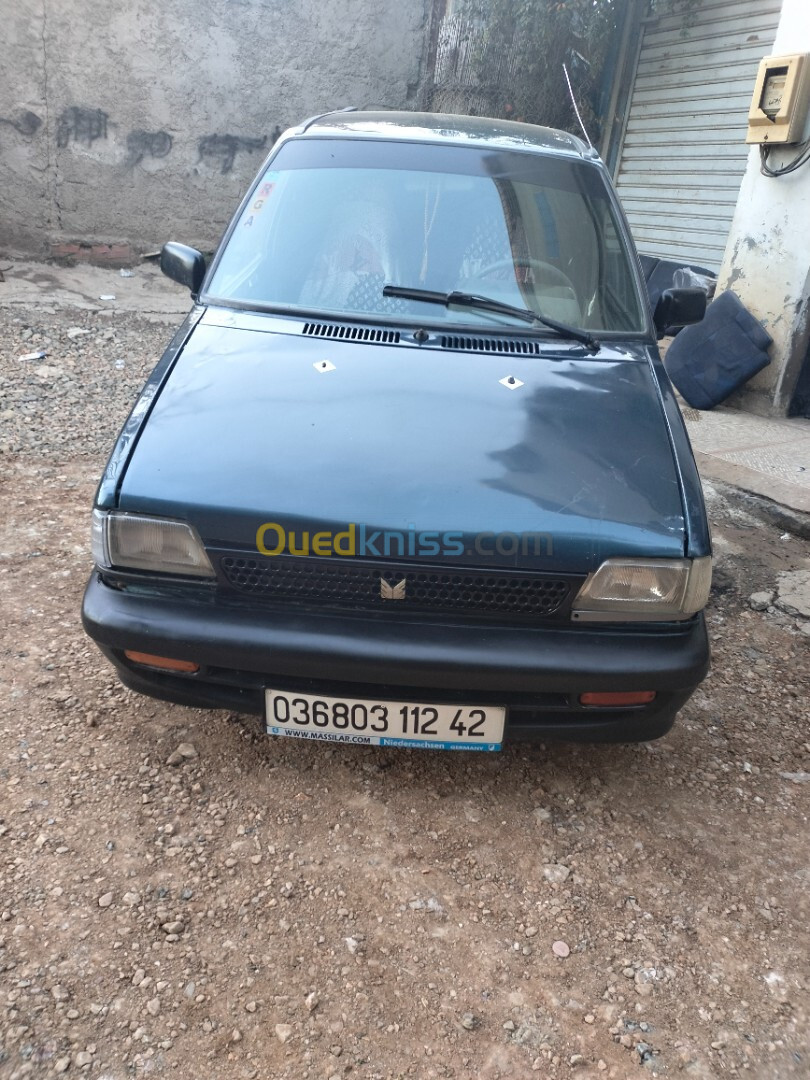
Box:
[653,287,707,338]
[160,242,206,296]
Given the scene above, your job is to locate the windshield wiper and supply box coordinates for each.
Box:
[382,285,600,353]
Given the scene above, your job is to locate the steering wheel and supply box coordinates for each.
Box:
[470,257,576,295]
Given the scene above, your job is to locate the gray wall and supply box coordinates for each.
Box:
[0,0,432,259]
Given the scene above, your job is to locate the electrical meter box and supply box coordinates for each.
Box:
[747,53,810,144]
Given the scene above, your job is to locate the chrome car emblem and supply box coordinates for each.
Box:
[380,577,407,600]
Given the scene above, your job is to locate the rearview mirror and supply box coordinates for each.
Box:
[653,287,707,338]
[160,242,206,296]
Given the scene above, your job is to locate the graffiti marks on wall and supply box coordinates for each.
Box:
[197,133,267,174]
[56,107,109,148]
[24,106,281,176]
[0,110,43,137]
[126,129,174,166]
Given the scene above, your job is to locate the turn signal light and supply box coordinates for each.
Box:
[579,691,656,707]
[124,650,199,673]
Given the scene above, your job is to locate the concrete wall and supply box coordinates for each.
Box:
[716,0,810,416]
[0,0,432,261]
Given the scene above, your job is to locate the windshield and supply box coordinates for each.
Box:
[206,138,646,334]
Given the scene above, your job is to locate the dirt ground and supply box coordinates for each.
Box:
[1,279,809,1080]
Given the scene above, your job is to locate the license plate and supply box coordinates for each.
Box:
[265,690,505,751]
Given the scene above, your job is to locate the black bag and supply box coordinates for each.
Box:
[664,290,772,410]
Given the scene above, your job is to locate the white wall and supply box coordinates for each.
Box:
[0,0,431,260]
[716,0,810,415]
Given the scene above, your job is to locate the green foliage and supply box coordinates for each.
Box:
[451,0,624,138]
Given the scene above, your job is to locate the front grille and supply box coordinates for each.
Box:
[219,555,574,621]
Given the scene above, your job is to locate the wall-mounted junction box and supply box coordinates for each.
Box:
[747,53,810,145]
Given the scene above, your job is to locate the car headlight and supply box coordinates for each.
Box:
[572,557,711,621]
[91,510,214,578]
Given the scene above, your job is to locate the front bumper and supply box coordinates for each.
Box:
[82,574,710,743]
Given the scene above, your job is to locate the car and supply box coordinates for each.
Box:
[82,109,712,751]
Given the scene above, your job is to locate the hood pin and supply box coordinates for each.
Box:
[314,360,336,373]
[499,375,524,390]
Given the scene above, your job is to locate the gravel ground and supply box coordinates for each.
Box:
[1,286,809,1080]
[0,309,168,458]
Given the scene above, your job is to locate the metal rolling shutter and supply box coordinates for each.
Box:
[615,0,780,270]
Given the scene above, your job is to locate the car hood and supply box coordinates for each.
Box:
[117,312,687,572]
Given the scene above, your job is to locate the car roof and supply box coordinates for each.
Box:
[291,109,593,160]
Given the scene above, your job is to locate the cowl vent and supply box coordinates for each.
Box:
[440,335,543,355]
[302,322,401,344]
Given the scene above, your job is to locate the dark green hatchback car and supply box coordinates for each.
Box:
[82,110,711,751]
